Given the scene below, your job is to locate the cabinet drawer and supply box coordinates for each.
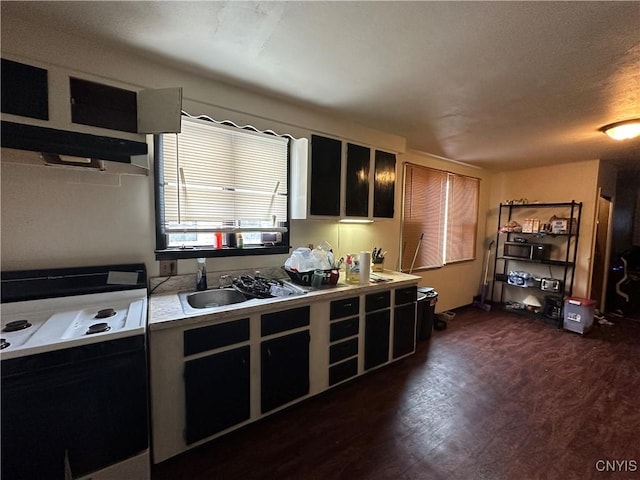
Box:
[184,318,249,356]
[261,306,310,336]
[329,338,358,364]
[395,286,417,305]
[330,297,359,320]
[329,358,358,386]
[365,290,391,312]
[329,317,359,342]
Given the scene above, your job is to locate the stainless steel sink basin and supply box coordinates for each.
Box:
[177,279,307,314]
[180,288,248,310]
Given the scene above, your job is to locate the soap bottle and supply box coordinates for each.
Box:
[196,258,207,291]
[236,232,244,248]
[346,254,359,284]
[345,255,353,282]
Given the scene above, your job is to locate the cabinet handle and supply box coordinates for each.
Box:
[267,348,272,357]
[343,303,353,308]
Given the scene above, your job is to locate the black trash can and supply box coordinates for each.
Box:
[416,287,438,340]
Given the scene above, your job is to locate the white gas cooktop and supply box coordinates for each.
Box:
[0,288,147,360]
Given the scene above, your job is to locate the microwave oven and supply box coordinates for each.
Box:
[504,242,550,260]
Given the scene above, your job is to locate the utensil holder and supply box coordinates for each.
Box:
[372,260,384,272]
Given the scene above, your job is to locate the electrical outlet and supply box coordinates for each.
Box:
[159,260,177,277]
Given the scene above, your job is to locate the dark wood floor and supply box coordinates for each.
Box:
[151,308,640,480]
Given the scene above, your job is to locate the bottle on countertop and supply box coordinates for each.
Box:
[236,232,244,248]
[214,232,223,249]
[346,254,360,284]
[196,258,207,291]
[225,232,237,248]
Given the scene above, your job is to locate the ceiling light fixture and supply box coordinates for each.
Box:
[599,119,640,141]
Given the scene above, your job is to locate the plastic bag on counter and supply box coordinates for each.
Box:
[285,247,314,272]
[285,242,334,272]
[311,248,332,270]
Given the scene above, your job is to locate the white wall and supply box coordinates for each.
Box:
[1,159,155,269]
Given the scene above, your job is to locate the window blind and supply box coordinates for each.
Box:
[401,163,478,271]
[446,174,479,263]
[161,117,289,232]
[402,164,447,270]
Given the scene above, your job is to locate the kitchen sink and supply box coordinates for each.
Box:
[178,278,307,314]
[180,289,248,310]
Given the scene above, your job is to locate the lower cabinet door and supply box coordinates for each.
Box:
[184,346,250,444]
[364,310,390,370]
[261,331,310,413]
[393,303,416,358]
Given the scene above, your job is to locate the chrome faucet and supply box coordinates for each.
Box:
[219,274,233,288]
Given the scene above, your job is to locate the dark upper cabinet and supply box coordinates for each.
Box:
[69,78,182,135]
[308,134,396,219]
[70,77,138,133]
[1,58,181,165]
[1,58,49,120]
[374,150,396,218]
[310,134,342,216]
[345,143,370,217]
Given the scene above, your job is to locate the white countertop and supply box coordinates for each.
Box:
[148,270,420,331]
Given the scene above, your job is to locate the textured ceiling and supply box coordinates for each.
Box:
[2,1,639,171]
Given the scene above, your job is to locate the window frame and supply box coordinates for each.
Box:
[401,163,479,272]
[153,120,292,260]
